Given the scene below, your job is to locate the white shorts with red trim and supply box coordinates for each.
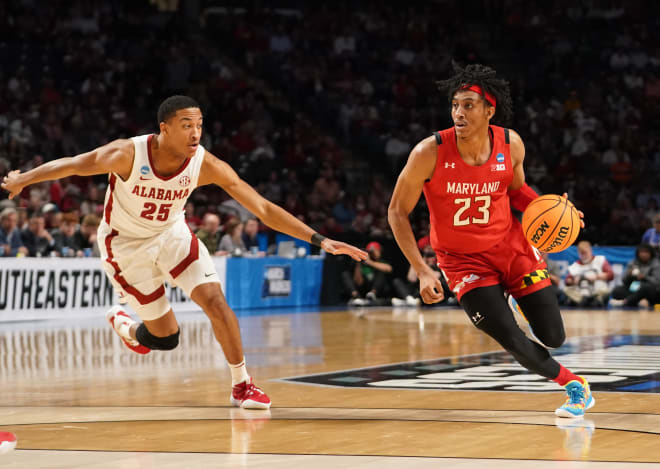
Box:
[97,218,218,320]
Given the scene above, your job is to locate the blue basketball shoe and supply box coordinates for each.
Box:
[555,378,595,418]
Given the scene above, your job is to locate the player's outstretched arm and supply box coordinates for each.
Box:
[199,151,367,262]
[1,139,133,199]
[388,137,444,304]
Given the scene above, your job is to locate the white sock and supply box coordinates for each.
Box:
[228,358,250,386]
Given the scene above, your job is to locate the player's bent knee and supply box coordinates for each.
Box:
[536,328,566,349]
[136,323,180,350]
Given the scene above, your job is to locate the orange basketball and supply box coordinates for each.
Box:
[522,194,580,253]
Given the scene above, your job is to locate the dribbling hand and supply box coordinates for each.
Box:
[1,170,24,200]
[561,192,585,228]
[320,239,368,262]
[419,271,445,304]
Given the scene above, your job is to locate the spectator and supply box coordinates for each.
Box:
[611,244,660,308]
[21,213,55,257]
[318,216,344,238]
[219,198,254,222]
[196,213,222,255]
[313,164,341,206]
[41,202,60,230]
[564,241,614,307]
[184,202,203,231]
[0,207,28,257]
[641,214,660,252]
[73,214,100,257]
[16,207,28,231]
[343,241,393,306]
[51,212,78,257]
[218,219,246,255]
[391,236,454,307]
[241,217,262,253]
[542,252,568,305]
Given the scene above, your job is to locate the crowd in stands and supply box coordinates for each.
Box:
[215,0,660,247]
[1,1,660,307]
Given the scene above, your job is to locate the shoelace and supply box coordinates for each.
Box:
[244,384,264,397]
[566,386,585,405]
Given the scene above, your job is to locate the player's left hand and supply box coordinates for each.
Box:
[561,192,585,229]
[321,239,368,262]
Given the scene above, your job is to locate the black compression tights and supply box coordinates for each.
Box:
[460,285,566,379]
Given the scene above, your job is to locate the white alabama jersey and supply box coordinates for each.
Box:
[103,134,204,238]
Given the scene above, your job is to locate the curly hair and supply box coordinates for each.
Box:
[436,62,513,127]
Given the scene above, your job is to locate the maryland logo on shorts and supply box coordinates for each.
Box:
[520,268,549,289]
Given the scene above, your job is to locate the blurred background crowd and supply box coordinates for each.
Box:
[1,0,659,305]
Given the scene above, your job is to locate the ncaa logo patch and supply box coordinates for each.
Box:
[496,153,505,163]
[140,165,150,175]
[179,175,191,187]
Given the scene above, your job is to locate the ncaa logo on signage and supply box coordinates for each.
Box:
[262,265,292,297]
[179,175,190,187]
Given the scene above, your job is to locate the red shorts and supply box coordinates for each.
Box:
[436,219,551,301]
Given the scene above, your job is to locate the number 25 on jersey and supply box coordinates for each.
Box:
[140,202,172,221]
[453,195,491,226]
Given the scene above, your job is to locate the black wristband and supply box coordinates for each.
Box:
[310,233,326,247]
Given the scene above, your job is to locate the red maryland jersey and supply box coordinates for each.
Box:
[423,125,514,254]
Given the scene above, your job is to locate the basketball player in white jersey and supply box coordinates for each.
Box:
[2,95,368,410]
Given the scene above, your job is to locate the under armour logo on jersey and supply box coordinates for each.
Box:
[445,162,455,169]
[471,311,484,325]
[179,175,191,187]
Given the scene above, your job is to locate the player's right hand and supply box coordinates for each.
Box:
[419,271,445,304]
[320,238,368,262]
[1,170,24,199]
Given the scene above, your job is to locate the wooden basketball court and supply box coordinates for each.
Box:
[1,305,659,468]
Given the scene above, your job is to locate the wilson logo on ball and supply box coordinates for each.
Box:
[544,226,570,252]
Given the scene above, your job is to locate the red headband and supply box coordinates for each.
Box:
[460,84,496,109]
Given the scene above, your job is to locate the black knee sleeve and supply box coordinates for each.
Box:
[136,323,180,350]
[516,288,566,348]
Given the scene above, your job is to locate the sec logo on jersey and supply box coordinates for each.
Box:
[179,175,190,187]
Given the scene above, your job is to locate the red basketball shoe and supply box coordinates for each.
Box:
[106,305,151,355]
[230,378,271,409]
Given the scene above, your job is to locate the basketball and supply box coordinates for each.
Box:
[522,194,580,253]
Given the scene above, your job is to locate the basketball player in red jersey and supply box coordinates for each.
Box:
[388,64,593,418]
[2,95,367,410]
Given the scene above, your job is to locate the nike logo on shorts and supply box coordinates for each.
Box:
[205,272,216,277]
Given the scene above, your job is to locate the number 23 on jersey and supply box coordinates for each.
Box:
[453,195,491,226]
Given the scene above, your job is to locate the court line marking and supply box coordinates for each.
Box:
[1,407,658,435]
[3,420,655,437]
[1,405,658,416]
[6,449,660,464]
